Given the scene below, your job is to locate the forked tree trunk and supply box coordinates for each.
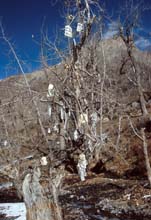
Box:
[22,167,62,220]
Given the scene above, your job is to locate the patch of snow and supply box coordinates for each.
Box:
[0,203,26,220]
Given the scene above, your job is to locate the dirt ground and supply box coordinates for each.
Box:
[0,172,151,219]
[59,173,151,220]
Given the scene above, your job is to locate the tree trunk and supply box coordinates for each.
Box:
[120,35,149,117]
[60,121,66,151]
[141,128,151,187]
[136,72,148,117]
[131,59,148,117]
[22,167,62,220]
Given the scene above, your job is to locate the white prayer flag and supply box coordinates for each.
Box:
[65,25,73,38]
[77,23,84,32]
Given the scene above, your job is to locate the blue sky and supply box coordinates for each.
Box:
[104,0,151,50]
[0,0,63,78]
[0,0,151,78]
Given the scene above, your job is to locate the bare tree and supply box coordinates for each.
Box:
[0,21,64,220]
[118,1,149,117]
[0,1,106,220]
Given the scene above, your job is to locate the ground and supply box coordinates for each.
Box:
[1,172,151,220]
[59,173,151,220]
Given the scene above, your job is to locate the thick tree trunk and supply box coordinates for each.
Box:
[22,167,62,220]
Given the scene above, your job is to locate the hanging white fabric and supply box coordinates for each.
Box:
[53,124,59,133]
[59,101,65,121]
[47,128,51,134]
[47,83,55,97]
[79,113,88,126]
[48,105,52,117]
[40,156,48,166]
[77,153,88,181]
[76,23,84,32]
[91,112,98,125]
[90,112,98,136]
[65,25,73,38]
[60,107,65,121]
[74,129,79,141]
[3,140,8,147]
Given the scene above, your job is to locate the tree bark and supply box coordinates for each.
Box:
[141,128,151,187]
[22,167,62,220]
[130,55,148,117]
